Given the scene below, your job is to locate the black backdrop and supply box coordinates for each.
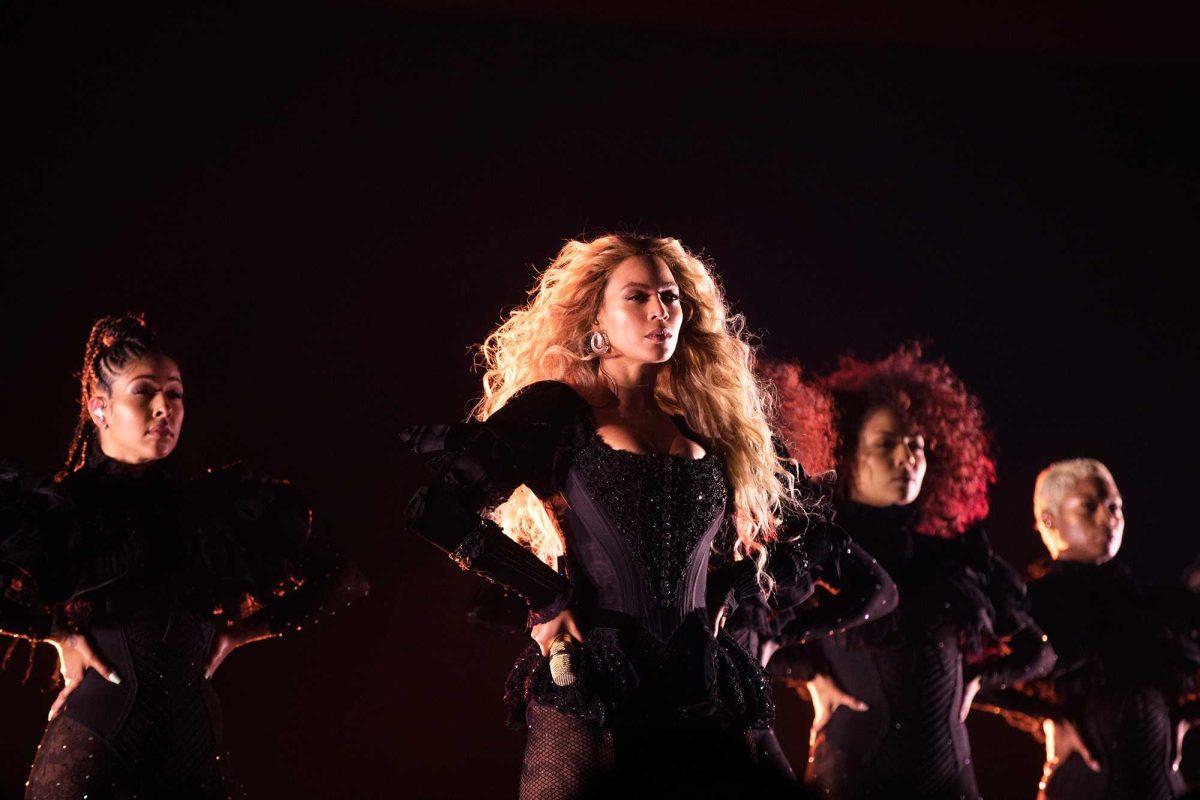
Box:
[1,3,1196,797]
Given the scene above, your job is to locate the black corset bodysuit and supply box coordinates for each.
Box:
[0,453,368,799]
[404,381,849,799]
[568,432,727,639]
[514,426,763,730]
[405,383,788,729]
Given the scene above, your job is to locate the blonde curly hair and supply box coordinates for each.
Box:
[474,234,797,584]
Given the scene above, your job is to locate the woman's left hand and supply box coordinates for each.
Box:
[204,618,278,679]
[960,675,982,722]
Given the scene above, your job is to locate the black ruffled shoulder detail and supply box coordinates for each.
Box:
[1,456,366,637]
[829,514,1022,655]
[1025,560,1200,705]
[404,380,593,498]
[960,528,1037,638]
[176,462,315,614]
[0,461,68,638]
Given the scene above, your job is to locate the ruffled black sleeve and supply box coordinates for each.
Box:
[719,454,898,665]
[960,530,1056,690]
[183,464,370,636]
[0,462,61,640]
[402,381,584,624]
[780,522,899,644]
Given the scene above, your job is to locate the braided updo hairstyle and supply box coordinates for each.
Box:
[59,313,166,480]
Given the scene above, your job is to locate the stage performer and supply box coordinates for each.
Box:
[979,459,1200,799]
[0,313,369,799]
[763,346,1056,800]
[402,234,895,799]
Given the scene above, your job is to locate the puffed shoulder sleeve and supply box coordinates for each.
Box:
[780,519,899,644]
[186,464,370,636]
[962,529,1056,689]
[401,381,584,624]
[0,462,63,640]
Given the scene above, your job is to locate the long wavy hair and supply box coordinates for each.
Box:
[768,345,994,538]
[476,234,796,580]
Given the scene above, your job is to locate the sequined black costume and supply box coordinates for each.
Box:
[767,501,1057,800]
[0,454,368,799]
[983,559,1200,800]
[404,381,895,799]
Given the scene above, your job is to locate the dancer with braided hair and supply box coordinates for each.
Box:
[760,347,1057,800]
[0,314,368,799]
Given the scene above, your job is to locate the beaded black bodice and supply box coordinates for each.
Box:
[572,432,727,616]
[405,381,824,730]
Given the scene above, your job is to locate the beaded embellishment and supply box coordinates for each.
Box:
[574,435,727,608]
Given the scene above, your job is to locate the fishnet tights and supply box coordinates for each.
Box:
[518,702,804,800]
[519,701,616,800]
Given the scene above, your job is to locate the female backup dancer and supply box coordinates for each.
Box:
[0,314,369,799]
[979,459,1199,799]
[403,234,895,799]
[763,347,1057,800]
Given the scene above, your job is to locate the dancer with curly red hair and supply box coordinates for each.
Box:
[763,346,1056,799]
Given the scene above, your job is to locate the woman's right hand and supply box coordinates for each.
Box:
[531,608,584,656]
[46,633,121,722]
[805,673,869,740]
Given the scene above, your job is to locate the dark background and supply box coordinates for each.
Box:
[1,2,1196,797]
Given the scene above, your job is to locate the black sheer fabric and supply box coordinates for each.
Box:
[517,701,806,800]
[26,714,245,800]
[983,560,1199,800]
[404,381,835,797]
[0,453,368,798]
[768,501,1056,800]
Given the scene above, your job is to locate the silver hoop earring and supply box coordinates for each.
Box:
[587,330,611,355]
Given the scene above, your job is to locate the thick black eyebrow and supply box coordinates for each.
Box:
[129,374,183,383]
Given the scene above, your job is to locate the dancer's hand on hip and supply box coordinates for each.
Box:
[1043,718,1101,777]
[960,675,982,722]
[806,673,869,740]
[46,633,121,722]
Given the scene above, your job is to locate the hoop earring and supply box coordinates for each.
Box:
[587,330,611,356]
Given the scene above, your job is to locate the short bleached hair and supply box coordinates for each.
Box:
[1033,458,1116,536]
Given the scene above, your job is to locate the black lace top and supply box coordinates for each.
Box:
[404,380,887,731]
[0,451,368,789]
